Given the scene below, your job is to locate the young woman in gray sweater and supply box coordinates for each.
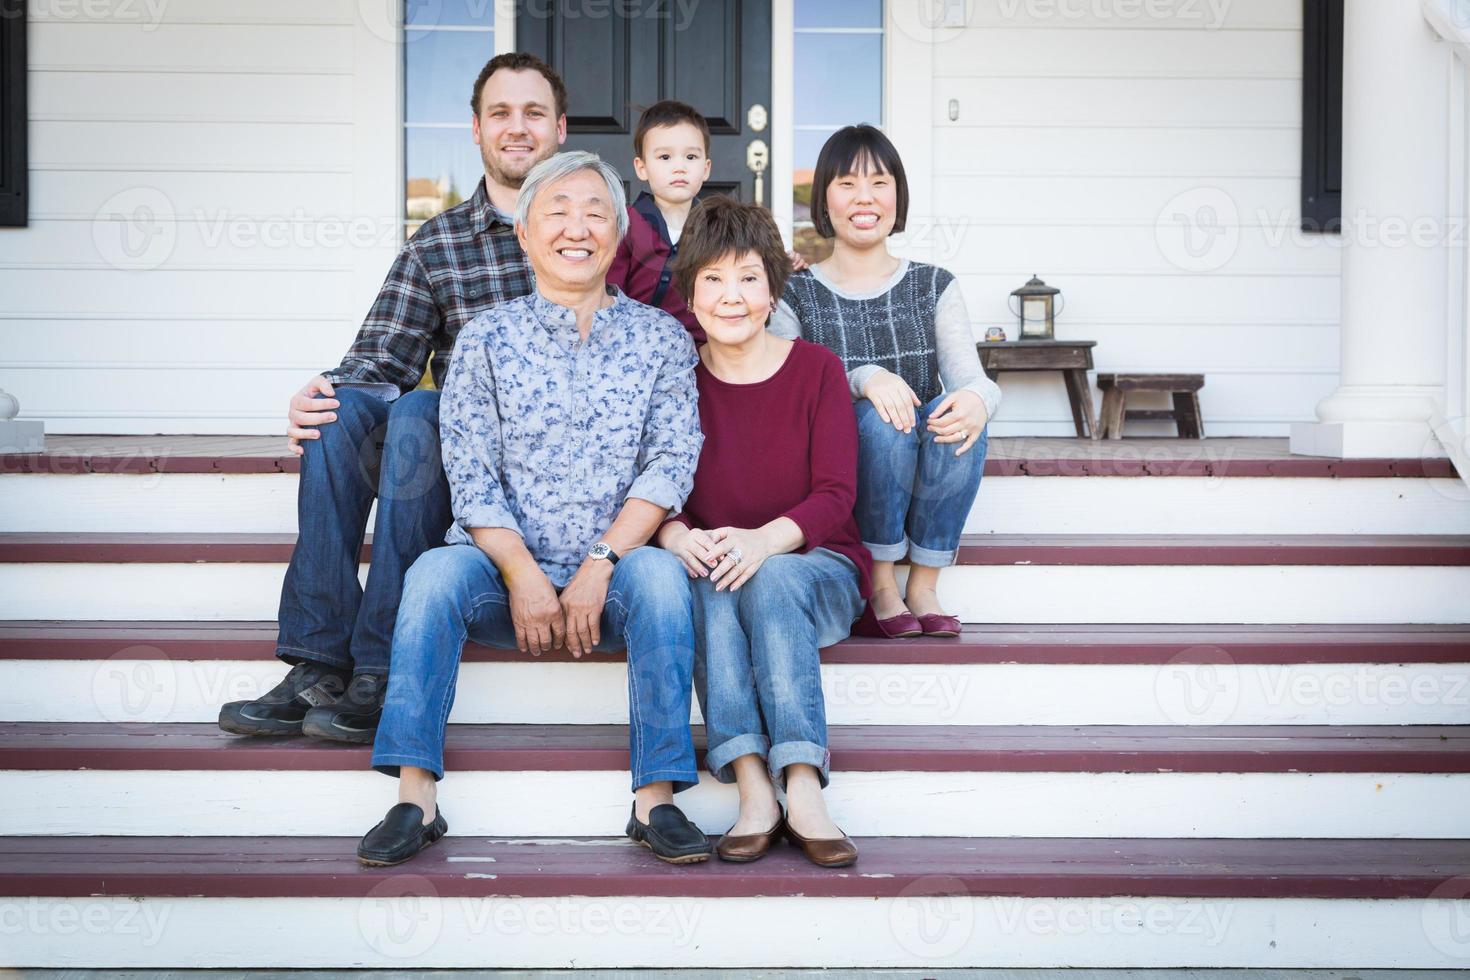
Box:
[770,125,1001,638]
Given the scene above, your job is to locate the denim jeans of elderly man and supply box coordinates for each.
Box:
[373,543,698,789]
[691,549,864,788]
[854,392,988,567]
[277,387,451,675]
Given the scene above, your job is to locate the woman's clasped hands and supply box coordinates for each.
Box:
[659,522,774,591]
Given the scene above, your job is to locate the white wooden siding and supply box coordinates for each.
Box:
[890,0,1336,436]
[3,0,1332,435]
[1,0,399,433]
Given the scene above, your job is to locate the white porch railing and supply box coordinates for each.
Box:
[1424,0,1470,486]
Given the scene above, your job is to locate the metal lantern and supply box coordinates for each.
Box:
[1010,275,1062,340]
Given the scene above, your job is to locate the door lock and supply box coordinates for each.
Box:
[746,138,770,207]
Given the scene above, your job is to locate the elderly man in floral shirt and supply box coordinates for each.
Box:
[357,152,711,868]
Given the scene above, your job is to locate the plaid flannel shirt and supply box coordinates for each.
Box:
[323,178,533,393]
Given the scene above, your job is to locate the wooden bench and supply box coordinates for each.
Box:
[1097,373,1205,440]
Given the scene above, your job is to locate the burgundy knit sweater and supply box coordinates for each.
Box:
[669,338,872,597]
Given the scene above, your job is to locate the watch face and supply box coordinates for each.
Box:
[589,543,611,560]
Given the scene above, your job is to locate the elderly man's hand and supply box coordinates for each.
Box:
[560,558,614,658]
[504,563,565,657]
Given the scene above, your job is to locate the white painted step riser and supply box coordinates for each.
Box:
[4,564,1468,624]
[4,895,1466,969]
[5,472,1470,535]
[8,660,1468,727]
[5,771,1465,838]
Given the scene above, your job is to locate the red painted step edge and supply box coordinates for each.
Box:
[3,451,1460,478]
[4,533,1469,565]
[5,621,1468,664]
[6,722,1468,773]
[2,835,1465,900]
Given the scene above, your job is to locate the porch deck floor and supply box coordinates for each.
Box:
[4,436,1459,478]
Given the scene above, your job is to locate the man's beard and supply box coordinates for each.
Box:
[482,142,556,189]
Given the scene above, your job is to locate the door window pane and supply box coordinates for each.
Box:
[793,1,883,263]
[406,30,496,125]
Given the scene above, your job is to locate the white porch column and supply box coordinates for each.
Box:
[1290,0,1451,459]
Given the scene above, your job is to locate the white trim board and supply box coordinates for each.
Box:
[8,660,1468,728]
[2,564,1466,624]
[4,770,1465,839]
[5,473,1469,535]
[2,894,1467,969]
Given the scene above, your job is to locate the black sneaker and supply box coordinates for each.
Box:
[302,672,388,744]
[218,661,350,736]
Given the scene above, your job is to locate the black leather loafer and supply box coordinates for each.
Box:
[625,802,712,864]
[302,672,387,744]
[357,803,448,867]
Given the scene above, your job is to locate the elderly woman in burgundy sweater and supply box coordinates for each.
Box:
[655,196,869,868]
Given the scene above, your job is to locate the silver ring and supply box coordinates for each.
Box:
[958,429,968,441]
[728,548,743,565]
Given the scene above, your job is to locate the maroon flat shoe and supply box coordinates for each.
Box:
[853,602,922,639]
[917,613,962,638]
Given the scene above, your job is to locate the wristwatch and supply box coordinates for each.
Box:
[587,542,620,564]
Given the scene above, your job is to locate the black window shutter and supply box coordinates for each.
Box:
[1301,0,1343,233]
[0,0,26,227]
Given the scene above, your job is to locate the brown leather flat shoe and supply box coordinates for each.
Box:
[784,822,859,868]
[714,809,785,863]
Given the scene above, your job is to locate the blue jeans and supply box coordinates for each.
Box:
[855,392,988,567]
[691,549,863,789]
[276,388,452,676]
[372,544,700,792]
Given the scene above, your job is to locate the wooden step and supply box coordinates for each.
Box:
[6,620,1468,664]
[6,435,1458,478]
[5,835,1466,900]
[6,722,1466,838]
[6,721,1469,773]
[3,532,1469,565]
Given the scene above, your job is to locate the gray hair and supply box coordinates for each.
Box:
[514,151,629,240]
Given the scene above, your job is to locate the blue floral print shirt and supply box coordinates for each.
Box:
[440,285,702,587]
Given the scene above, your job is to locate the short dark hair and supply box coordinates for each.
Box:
[808,124,909,239]
[633,100,710,158]
[672,195,791,312]
[470,53,568,120]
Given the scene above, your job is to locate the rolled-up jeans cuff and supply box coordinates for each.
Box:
[907,541,958,568]
[863,538,909,562]
[768,740,831,790]
[633,767,701,795]
[275,644,353,670]
[703,733,770,784]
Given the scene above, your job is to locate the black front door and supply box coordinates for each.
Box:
[517,0,772,205]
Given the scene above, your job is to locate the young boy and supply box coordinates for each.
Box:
[608,100,712,343]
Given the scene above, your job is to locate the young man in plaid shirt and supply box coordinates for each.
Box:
[220,53,568,743]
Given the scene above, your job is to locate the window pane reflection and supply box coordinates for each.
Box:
[406,30,495,124]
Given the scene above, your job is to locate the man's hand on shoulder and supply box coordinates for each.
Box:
[560,556,614,658]
[286,375,341,457]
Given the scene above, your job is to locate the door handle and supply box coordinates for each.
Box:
[746,138,770,207]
